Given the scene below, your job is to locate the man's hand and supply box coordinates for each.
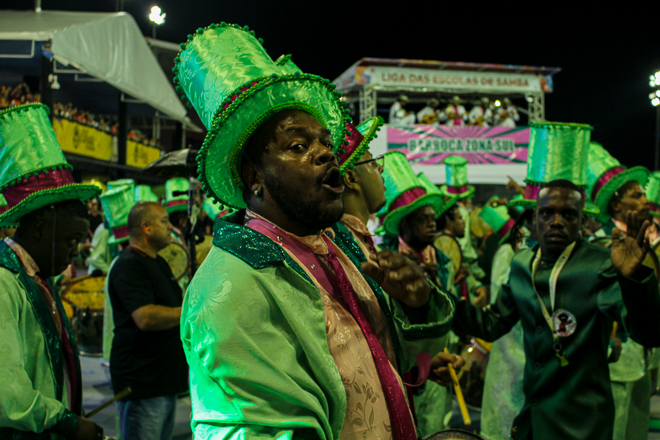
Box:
[361,249,430,308]
[67,416,103,440]
[428,352,465,387]
[611,210,650,278]
[472,286,489,307]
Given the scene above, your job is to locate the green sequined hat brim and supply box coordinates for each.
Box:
[166,204,188,215]
[108,234,130,246]
[0,184,101,226]
[340,116,384,172]
[592,166,649,223]
[383,192,446,237]
[439,184,475,199]
[196,74,349,209]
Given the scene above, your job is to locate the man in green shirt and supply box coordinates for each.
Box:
[452,179,660,439]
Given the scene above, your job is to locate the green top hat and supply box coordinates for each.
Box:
[164,178,189,214]
[0,104,100,227]
[202,198,233,220]
[275,54,302,75]
[99,185,136,245]
[586,142,649,223]
[380,151,445,237]
[107,179,135,192]
[439,156,475,199]
[173,23,349,209]
[510,121,592,210]
[0,194,15,229]
[646,171,660,217]
[135,185,159,203]
[338,117,384,173]
[417,172,457,218]
[480,196,516,246]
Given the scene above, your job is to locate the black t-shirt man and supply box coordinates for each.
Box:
[108,247,188,400]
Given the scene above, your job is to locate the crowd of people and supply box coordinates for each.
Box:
[1,22,659,440]
[390,94,521,128]
[1,83,161,147]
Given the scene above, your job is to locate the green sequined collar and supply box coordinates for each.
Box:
[212,210,286,269]
[0,240,21,273]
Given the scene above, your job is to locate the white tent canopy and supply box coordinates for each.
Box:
[0,10,189,125]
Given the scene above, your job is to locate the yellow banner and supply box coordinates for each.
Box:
[127,140,162,168]
[53,118,114,161]
[53,118,163,168]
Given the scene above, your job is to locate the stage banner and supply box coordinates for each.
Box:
[349,66,552,93]
[52,117,114,161]
[126,140,162,168]
[387,125,530,165]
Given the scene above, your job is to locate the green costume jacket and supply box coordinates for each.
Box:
[0,241,80,439]
[451,238,660,440]
[180,214,455,440]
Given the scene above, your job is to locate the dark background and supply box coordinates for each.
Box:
[7,0,660,168]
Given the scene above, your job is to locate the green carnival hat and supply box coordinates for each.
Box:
[480,196,516,246]
[135,185,159,203]
[0,104,100,227]
[107,179,135,192]
[380,151,445,237]
[509,122,592,210]
[439,156,475,199]
[646,171,660,218]
[586,142,649,223]
[164,177,189,214]
[99,185,136,245]
[417,172,457,218]
[275,54,302,75]
[173,23,349,209]
[202,197,233,220]
[0,194,15,228]
[338,117,384,173]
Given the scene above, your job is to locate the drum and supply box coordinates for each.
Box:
[456,338,491,409]
[196,235,214,265]
[159,241,190,280]
[425,429,484,439]
[63,276,106,357]
[469,207,491,239]
[434,233,463,277]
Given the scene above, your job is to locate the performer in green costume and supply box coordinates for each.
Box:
[0,104,103,440]
[175,23,455,439]
[586,142,654,440]
[452,122,660,440]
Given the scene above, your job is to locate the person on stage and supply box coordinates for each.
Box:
[175,23,455,439]
[586,142,655,440]
[495,97,520,127]
[389,94,416,126]
[107,200,188,440]
[439,95,467,127]
[416,98,440,125]
[468,97,493,127]
[456,121,660,440]
[0,104,104,440]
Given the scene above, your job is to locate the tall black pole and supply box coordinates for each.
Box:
[40,55,54,119]
[118,94,128,178]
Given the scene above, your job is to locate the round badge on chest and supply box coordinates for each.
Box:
[552,309,577,337]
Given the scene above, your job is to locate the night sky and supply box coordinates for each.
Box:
[9,0,660,168]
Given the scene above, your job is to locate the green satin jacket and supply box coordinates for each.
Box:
[452,238,660,440]
[0,241,80,439]
[180,214,455,440]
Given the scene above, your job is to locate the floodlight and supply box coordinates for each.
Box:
[494,100,501,107]
[149,6,166,25]
[652,98,660,107]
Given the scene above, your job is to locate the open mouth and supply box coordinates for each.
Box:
[321,166,344,195]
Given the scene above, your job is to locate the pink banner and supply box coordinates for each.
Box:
[387,125,529,165]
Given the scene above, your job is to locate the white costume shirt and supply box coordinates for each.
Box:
[468,106,493,127]
[389,101,416,126]
[416,106,440,125]
[496,105,520,127]
[440,104,466,127]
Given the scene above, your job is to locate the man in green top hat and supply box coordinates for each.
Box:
[0,104,104,439]
[451,177,660,440]
[586,143,656,440]
[176,23,455,439]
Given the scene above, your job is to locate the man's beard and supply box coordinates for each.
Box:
[265,173,344,233]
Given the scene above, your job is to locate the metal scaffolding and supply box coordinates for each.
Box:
[526,92,545,122]
[359,86,378,124]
